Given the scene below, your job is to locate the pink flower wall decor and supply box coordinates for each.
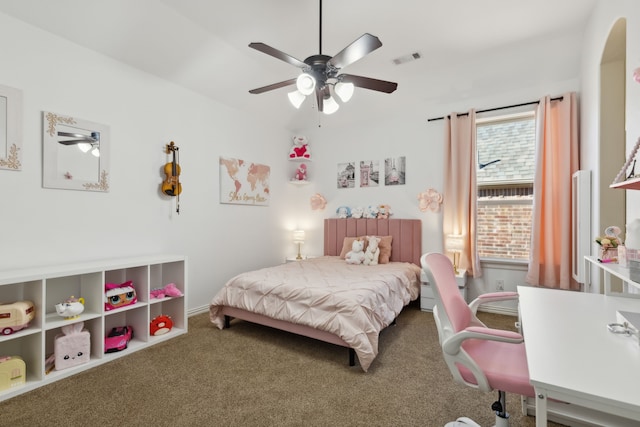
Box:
[634,67,640,84]
[418,188,443,212]
[310,193,327,210]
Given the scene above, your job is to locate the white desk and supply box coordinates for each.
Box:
[585,255,640,297]
[518,286,640,426]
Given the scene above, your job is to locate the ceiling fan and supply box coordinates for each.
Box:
[58,131,101,157]
[248,0,398,114]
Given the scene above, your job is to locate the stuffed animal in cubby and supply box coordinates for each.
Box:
[150,283,183,299]
[363,236,381,266]
[345,239,366,265]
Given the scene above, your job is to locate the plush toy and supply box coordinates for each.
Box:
[54,322,90,371]
[378,204,393,219]
[150,283,184,299]
[294,163,307,181]
[351,206,364,219]
[104,281,137,311]
[345,239,365,265]
[289,135,311,159]
[363,236,381,266]
[364,205,379,219]
[336,206,351,218]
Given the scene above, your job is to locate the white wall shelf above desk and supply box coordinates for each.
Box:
[585,255,640,297]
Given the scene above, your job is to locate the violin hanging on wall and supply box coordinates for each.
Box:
[161,141,181,214]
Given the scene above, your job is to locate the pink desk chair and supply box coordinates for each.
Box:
[421,253,535,427]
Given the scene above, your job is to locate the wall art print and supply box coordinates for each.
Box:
[219,156,270,206]
[0,84,23,171]
[337,162,356,189]
[384,156,406,185]
[359,160,380,188]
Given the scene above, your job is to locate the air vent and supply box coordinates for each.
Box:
[392,52,421,65]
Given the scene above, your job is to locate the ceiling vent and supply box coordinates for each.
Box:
[392,52,421,65]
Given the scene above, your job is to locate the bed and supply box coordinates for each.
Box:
[209,218,422,371]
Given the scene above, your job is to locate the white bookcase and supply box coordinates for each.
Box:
[0,255,187,402]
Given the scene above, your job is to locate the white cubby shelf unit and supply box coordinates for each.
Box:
[0,254,187,402]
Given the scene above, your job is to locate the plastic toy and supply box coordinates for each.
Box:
[0,301,35,336]
[150,283,183,299]
[104,326,133,353]
[0,356,26,391]
[104,280,137,311]
[150,315,173,336]
[55,296,85,319]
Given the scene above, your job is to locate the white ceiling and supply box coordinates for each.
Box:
[0,0,599,130]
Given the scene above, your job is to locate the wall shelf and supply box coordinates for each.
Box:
[610,176,640,190]
[0,254,186,402]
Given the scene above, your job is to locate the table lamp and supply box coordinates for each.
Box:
[293,230,305,260]
[445,234,464,275]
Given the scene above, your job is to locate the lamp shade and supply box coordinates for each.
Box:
[288,90,306,109]
[445,234,464,253]
[323,96,340,115]
[293,230,305,244]
[296,73,315,95]
[335,81,354,102]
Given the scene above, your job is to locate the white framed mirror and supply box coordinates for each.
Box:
[0,84,23,171]
[42,111,110,192]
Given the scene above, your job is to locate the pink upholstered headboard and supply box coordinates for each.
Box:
[324,218,422,266]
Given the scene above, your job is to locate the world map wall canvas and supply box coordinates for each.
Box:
[219,157,270,206]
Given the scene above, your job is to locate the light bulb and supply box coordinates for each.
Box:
[288,90,306,109]
[296,73,316,95]
[78,143,91,153]
[335,82,354,102]
[91,147,100,157]
[323,96,339,114]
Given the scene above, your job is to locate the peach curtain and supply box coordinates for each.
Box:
[443,110,482,278]
[526,92,579,290]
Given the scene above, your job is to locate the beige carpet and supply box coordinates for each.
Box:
[0,302,562,426]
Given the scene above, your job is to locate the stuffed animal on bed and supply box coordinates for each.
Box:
[345,239,365,265]
[363,236,381,266]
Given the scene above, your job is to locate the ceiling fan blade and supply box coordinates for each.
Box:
[249,42,307,68]
[341,74,398,93]
[328,33,382,70]
[249,78,297,94]
[58,139,90,145]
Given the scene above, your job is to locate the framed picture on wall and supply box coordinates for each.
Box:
[219,157,270,206]
[359,160,379,188]
[384,156,406,185]
[337,162,355,189]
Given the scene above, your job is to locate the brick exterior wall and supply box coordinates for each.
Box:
[477,198,532,260]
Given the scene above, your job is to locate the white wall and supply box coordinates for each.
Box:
[0,12,291,313]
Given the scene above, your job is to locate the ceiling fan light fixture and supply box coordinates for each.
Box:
[323,95,340,115]
[296,73,316,95]
[77,142,92,153]
[91,146,100,157]
[288,90,306,109]
[335,81,354,103]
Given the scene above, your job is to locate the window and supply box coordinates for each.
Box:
[476,112,535,260]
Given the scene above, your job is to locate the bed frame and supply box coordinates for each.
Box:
[221,218,422,367]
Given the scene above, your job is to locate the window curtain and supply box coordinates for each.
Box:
[526,92,579,290]
[443,110,482,278]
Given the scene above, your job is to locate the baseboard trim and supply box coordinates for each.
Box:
[188,304,209,317]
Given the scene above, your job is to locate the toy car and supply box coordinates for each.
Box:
[104,325,133,353]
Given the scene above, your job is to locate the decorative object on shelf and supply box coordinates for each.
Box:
[247,0,397,115]
[336,206,351,218]
[54,296,85,320]
[293,163,307,181]
[289,135,311,159]
[162,141,181,214]
[0,84,23,171]
[363,236,381,266]
[293,230,305,260]
[150,283,183,299]
[364,205,379,219]
[351,206,364,218]
[104,325,133,353]
[345,238,365,265]
[0,300,35,336]
[150,315,173,336]
[0,356,25,391]
[611,136,640,188]
[418,188,443,213]
[219,157,270,206]
[104,281,137,311]
[42,111,110,192]
[445,234,464,275]
[310,193,326,210]
[377,204,392,219]
[595,226,622,262]
[54,322,90,371]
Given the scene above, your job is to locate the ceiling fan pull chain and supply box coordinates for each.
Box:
[319,0,323,55]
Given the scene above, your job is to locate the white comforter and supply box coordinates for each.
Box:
[209,256,421,371]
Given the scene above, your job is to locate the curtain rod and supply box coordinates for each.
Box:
[426,96,564,122]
